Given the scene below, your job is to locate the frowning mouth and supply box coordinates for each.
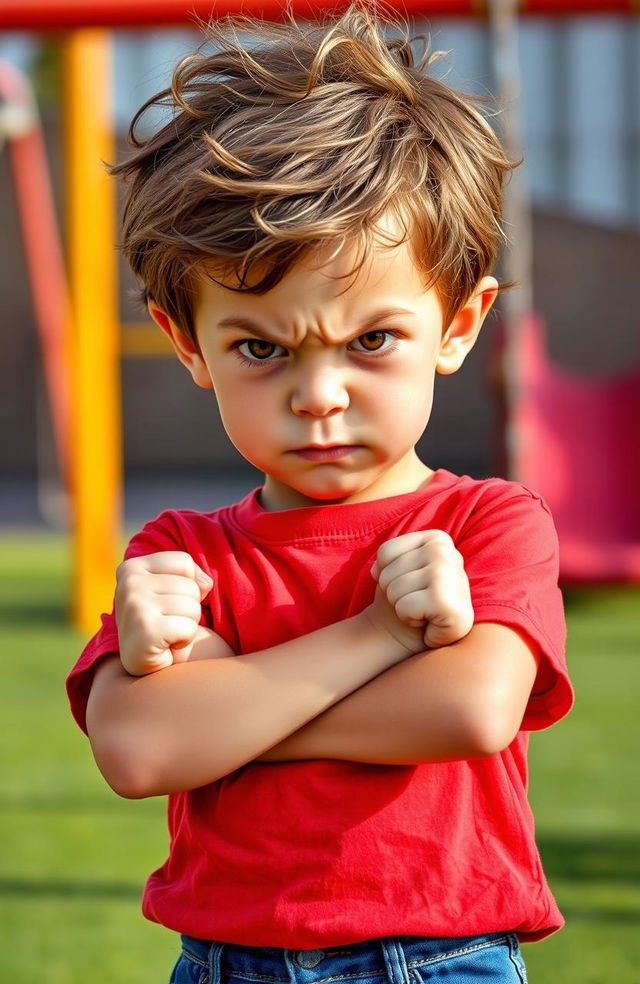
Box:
[291,445,362,461]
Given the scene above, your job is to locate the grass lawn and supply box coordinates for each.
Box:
[1,533,638,983]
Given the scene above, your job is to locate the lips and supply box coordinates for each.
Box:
[292,445,361,461]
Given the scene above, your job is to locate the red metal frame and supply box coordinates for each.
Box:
[1,0,637,30]
[0,60,70,484]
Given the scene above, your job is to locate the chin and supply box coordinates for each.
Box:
[305,485,371,505]
[298,489,352,504]
[278,485,351,507]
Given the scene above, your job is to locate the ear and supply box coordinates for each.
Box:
[147,302,214,390]
[436,277,498,376]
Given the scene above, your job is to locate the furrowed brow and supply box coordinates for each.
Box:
[216,307,415,341]
[216,316,273,339]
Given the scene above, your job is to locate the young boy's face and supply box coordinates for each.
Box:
[153,213,497,511]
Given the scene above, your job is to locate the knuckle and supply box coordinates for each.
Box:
[385,579,402,605]
[451,546,465,566]
[187,599,202,620]
[429,543,453,562]
[117,575,145,608]
[424,531,455,554]
[116,588,137,619]
[147,550,194,576]
[376,542,395,567]
[427,547,464,573]
[115,558,137,583]
[186,579,202,599]
[377,566,392,591]
[174,551,196,574]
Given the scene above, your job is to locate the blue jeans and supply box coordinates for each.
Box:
[170,933,528,984]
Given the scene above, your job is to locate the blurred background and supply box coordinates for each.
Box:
[2,8,640,508]
[1,2,638,982]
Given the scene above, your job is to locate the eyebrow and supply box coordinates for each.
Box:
[215,307,416,339]
[215,317,277,338]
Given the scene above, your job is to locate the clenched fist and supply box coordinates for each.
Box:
[369,530,473,652]
[115,551,231,676]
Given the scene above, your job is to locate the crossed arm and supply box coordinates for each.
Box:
[85,534,538,799]
[258,622,538,766]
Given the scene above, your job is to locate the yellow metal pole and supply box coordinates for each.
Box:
[65,30,122,634]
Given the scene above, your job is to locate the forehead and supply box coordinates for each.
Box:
[195,222,437,344]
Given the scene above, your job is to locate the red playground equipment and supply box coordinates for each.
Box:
[511,314,640,583]
[0,60,71,488]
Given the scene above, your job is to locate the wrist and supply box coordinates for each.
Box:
[188,626,236,661]
[361,591,425,658]
[353,607,416,666]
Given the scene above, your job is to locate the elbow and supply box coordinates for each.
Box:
[88,728,230,797]
[85,666,161,798]
[88,731,161,800]
[459,694,522,758]
[465,722,518,759]
[105,767,157,801]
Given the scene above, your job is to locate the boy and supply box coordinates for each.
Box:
[66,4,573,982]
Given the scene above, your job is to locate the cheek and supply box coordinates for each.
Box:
[372,375,434,421]
[213,383,272,446]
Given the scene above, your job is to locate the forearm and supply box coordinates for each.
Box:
[259,651,476,765]
[86,611,409,797]
[259,623,539,765]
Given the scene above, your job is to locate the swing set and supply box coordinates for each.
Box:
[1,0,638,632]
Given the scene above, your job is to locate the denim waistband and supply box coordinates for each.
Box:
[180,932,513,984]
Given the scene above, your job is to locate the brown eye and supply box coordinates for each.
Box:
[247,340,277,359]
[354,331,388,352]
[237,339,286,362]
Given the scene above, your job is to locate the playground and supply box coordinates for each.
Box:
[1,1,639,981]
[2,535,639,982]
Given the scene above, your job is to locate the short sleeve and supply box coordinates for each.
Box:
[65,511,194,735]
[457,483,574,731]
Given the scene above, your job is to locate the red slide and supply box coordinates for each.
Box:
[511,313,640,583]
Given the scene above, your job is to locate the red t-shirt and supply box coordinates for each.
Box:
[67,469,573,946]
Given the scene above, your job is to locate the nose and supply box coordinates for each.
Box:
[290,363,350,417]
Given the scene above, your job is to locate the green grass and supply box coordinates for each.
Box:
[0,534,176,982]
[1,534,639,983]
[525,586,640,983]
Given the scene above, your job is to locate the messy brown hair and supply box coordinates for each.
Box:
[112,0,515,346]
